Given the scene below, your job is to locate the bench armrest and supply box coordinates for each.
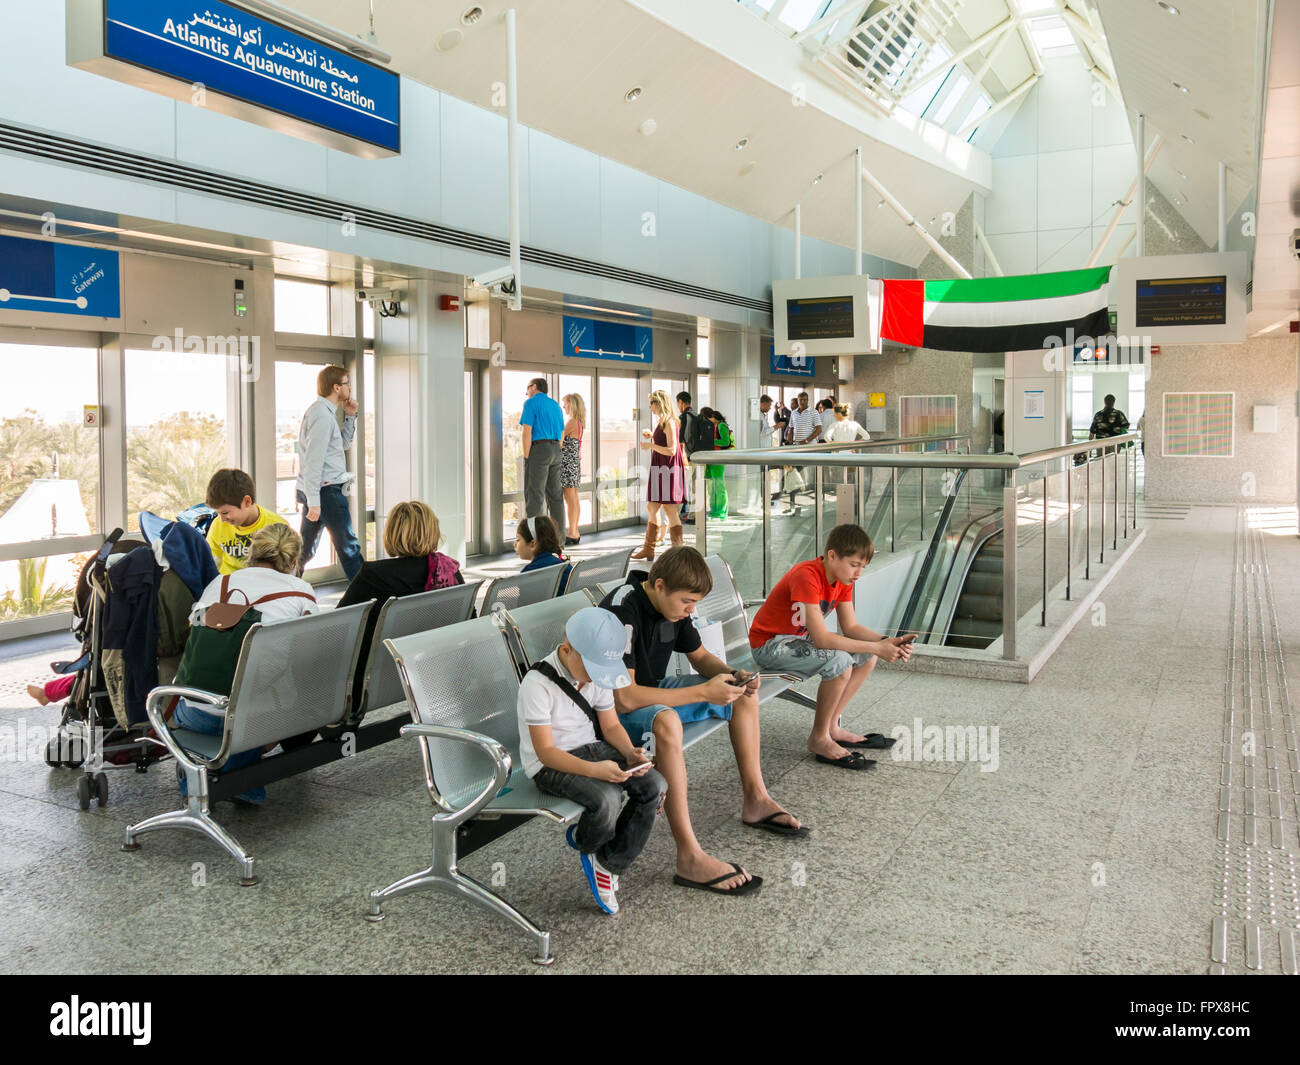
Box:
[144,685,230,771]
[399,723,513,826]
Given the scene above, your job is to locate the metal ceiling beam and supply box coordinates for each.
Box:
[1085,133,1162,268]
[903,16,1017,97]
[794,0,868,45]
[942,21,1016,133]
[955,72,1037,136]
[860,163,973,279]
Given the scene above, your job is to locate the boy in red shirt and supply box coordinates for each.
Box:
[749,524,916,770]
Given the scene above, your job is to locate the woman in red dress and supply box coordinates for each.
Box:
[631,390,685,561]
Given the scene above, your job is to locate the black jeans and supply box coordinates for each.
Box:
[533,741,666,874]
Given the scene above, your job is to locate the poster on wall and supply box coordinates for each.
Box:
[563,316,653,364]
[1162,392,1234,458]
[766,340,814,377]
[1023,390,1045,420]
[0,235,121,319]
[899,394,957,452]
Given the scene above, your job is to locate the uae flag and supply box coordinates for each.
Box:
[879,266,1113,353]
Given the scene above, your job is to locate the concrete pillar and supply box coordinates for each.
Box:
[374,279,467,562]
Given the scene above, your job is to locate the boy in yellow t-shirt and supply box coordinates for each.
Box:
[205,468,286,575]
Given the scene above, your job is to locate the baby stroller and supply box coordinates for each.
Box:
[44,511,217,809]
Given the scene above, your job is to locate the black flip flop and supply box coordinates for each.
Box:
[673,862,763,896]
[743,811,811,839]
[838,733,897,750]
[815,751,876,771]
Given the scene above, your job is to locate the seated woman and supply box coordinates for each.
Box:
[177,524,318,804]
[339,501,464,711]
[339,500,463,609]
[514,515,571,587]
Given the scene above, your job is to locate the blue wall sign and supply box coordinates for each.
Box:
[101,0,401,154]
[0,236,121,319]
[767,341,814,377]
[563,316,653,364]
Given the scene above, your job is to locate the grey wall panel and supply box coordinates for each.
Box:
[326,80,441,221]
[598,157,662,277]
[527,129,601,263]
[438,93,519,242]
[177,106,329,197]
[4,2,177,159]
[656,181,710,291]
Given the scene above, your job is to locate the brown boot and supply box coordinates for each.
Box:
[631,522,658,561]
[669,524,684,548]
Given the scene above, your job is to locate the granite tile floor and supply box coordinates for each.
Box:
[0,505,1291,975]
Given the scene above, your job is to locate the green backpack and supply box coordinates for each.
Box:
[174,576,314,699]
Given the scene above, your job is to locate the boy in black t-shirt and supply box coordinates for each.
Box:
[600,547,808,897]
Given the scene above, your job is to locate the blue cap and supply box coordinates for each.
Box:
[564,607,632,690]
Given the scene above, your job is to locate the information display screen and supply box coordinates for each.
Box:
[785,296,855,341]
[1135,276,1227,328]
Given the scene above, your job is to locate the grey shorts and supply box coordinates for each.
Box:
[752,636,874,680]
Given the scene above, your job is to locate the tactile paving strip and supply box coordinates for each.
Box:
[1210,508,1300,974]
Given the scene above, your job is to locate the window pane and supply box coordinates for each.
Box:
[364,352,375,514]
[125,347,229,531]
[0,551,85,621]
[559,374,594,483]
[932,75,971,125]
[0,343,99,545]
[597,375,638,525]
[275,278,330,335]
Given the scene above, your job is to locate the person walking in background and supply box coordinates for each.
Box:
[521,377,566,532]
[784,391,820,515]
[1089,394,1130,443]
[816,397,837,442]
[296,365,362,581]
[631,390,685,562]
[703,408,734,520]
[561,393,586,546]
[676,391,703,527]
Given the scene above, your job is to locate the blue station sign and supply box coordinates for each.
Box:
[71,0,401,157]
[563,316,653,364]
[767,341,814,377]
[0,236,121,319]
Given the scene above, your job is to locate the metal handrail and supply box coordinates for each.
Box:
[691,450,1016,470]
[1013,432,1141,468]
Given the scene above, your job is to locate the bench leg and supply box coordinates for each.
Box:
[365,818,554,966]
[775,687,817,711]
[122,764,258,886]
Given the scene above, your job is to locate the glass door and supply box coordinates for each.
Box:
[558,372,595,532]
[500,366,546,543]
[596,372,640,529]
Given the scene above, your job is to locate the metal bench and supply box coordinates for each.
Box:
[498,592,596,678]
[351,581,483,721]
[561,549,632,595]
[365,615,584,965]
[123,602,374,885]
[481,565,568,615]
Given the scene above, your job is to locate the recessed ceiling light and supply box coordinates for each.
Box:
[811,173,823,185]
[625,86,643,104]
[436,29,463,52]
[1156,1,1179,13]
[739,161,757,177]
[1194,107,1213,120]
[461,5,483,25]
[1180,133,1195,144]
[735,138,749,151]
[1172,81,1190,93]
[877,199,885,208]
[638,118,657,136]
[1177,170,1187,179]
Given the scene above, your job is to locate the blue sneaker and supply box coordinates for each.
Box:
[579,851,619,914]
[565,825,579,851]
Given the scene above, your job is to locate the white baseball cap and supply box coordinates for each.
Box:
[564,607,632,690]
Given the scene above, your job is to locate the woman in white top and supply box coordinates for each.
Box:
[823,403,871,443]
[178,524,318,805]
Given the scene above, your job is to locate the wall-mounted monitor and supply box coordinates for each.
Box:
[1114,252,1245,344]
[772,275,881,356]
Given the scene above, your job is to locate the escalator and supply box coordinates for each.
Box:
[944,533,1003,649]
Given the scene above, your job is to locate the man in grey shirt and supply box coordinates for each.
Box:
[296,364,363,580]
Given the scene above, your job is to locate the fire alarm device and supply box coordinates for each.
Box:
[440,295,461,312]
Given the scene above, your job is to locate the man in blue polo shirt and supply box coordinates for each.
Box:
[521,377,566,530]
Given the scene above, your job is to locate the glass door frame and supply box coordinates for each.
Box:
[267,336,368,587]
[481,362,645,557]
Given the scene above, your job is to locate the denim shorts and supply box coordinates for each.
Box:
[752,636,874,681]
[617,674,732,749]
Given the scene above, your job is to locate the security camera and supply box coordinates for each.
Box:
[1292,228,1300,262]
[356,288,401,303]
[471,265,517,295]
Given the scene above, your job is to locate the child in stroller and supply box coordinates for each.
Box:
[43,509,218,809]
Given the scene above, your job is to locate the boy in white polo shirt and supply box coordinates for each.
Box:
[518,607,666,915]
